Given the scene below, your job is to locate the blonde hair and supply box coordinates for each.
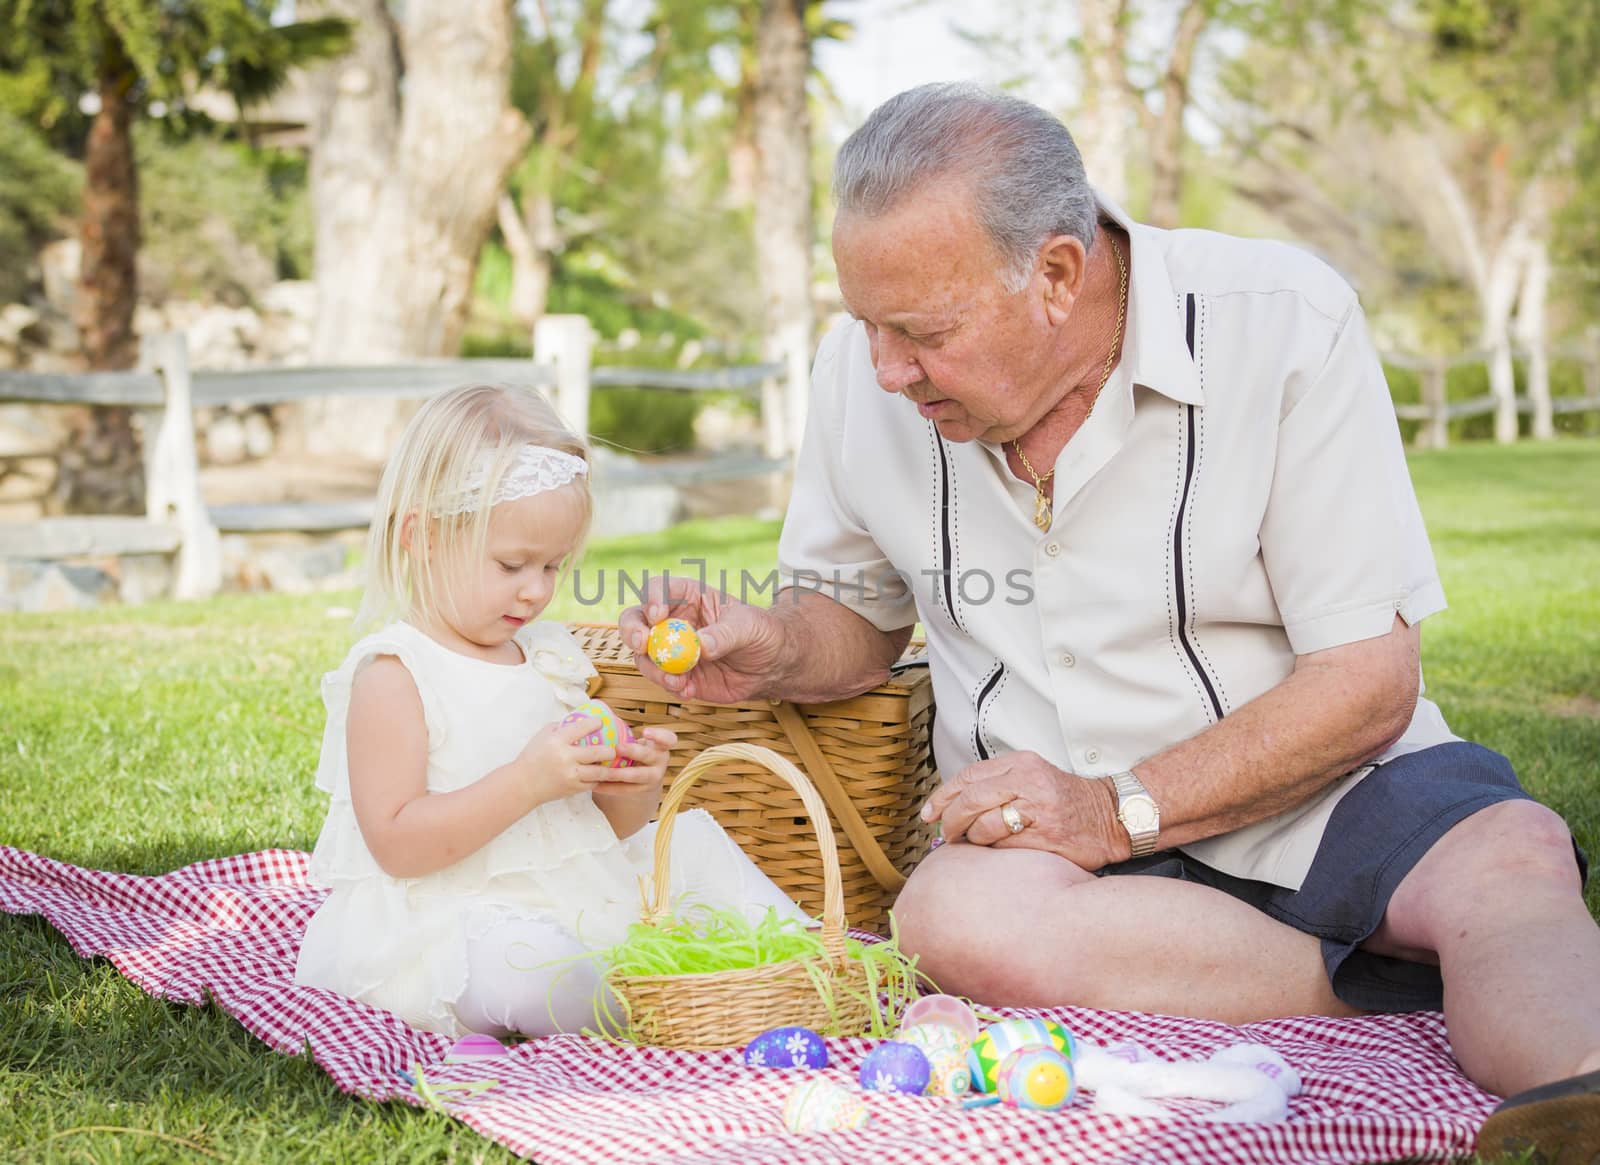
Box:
[358,384,592,630]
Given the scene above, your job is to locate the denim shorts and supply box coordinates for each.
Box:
[1101,741,1589,1013]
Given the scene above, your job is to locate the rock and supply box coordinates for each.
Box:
[3,560,118,612]
[112,554,172,604]
[259,280,317,320]
[588,449,685,538]
[38,239,79,317]
[241,410,275,459]
[221,534,355,594]
[693,400,763,453]
[0,405,61,457]
[205,412,249,464]
[0,303,42,348]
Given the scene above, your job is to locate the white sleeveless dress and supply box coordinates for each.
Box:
[293,620,802,1036]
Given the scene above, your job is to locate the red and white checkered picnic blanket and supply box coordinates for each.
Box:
[0,844,1496,1164]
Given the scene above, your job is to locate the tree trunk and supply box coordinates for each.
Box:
[61,43,144,515]
[1482,244,1523,445]
[1414,132,1532,445]
[1074,0,1132,204]
[752,0,814,460]
[304,0,401,366]
[1514,199,1553,441]
[1480,187,1539,445]
[501,190,556,334]
[501,0,607,335]
[1146,0,1209,228]
[386,0,532,354]
[298,0,531,456]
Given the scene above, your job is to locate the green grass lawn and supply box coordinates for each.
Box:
[1,444,1596,1163]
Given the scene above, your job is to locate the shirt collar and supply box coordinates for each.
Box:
[1097,192,1204,407]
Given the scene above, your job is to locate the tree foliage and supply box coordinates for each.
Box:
[0,1,350,142]
[0,112,80,302]
[136,122,311,304]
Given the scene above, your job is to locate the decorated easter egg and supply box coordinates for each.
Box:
[646,618,702,675]
[859,1041,931,1095]
[966,1018,1077,1093]
[898,993,980,1048]
[922,1044,972,1099]
[444,1032,507,1063]
[743,1025,829,1070]
[898,1022,968,1058]
[995,1046,1075,1111]
[783,1078,871,1133]
[560,698,636,768]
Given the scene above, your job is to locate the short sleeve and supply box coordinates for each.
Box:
[313,626,448,798]
[1259,302,1446,655]
[777,324,919,632]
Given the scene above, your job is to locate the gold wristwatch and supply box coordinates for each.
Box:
[1109,770,1160,858]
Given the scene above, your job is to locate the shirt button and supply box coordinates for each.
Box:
[1045,541,1061,557]
[1060,652,1076,668]
[1085,748,1101,764]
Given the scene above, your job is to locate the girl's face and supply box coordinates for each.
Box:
[420,483,588,662]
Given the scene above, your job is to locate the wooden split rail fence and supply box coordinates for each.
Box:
[3,321,1598,600]
[0,317,785,598]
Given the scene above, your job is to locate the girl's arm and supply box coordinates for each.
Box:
[345,657,614,879]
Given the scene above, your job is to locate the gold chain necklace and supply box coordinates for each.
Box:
[1012,231,1129,532]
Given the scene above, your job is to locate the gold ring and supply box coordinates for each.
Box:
[1000,803,1024,834]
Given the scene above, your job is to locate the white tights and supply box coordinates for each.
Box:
[452,810,806,1038]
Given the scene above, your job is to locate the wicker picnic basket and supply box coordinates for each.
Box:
[607,742,875,1049]
[571,623,939,935]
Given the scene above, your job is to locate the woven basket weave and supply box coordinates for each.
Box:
[607,742,874,1050]
[571,623,939,934]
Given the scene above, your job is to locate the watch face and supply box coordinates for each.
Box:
[1120,796,1158,834]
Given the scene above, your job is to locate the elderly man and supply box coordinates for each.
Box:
[620,83,1598,1158]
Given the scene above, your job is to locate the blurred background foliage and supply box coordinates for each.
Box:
[1,0,1597,451]
[0,111,80,303]
[136,123,313,304]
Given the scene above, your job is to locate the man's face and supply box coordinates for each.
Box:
[832,186,1061,444]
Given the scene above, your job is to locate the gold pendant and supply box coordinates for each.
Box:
[1033,490,1051,531]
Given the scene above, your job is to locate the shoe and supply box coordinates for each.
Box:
[1477,1069,1600,1165]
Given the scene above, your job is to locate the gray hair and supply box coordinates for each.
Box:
[832,83,1099,291]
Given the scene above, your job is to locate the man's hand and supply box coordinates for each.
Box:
[920,751,1127,871]
[618,574,788,703]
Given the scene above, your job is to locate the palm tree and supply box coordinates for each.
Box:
[0,0,348,513]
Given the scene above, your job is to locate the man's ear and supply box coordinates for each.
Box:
[1038,234,1088,326]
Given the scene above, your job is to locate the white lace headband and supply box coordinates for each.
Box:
[431,444,589,516]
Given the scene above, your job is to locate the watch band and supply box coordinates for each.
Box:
[1109,769,1160,858]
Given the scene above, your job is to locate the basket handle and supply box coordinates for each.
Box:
[770,701,908,894]
[646,742,851,964]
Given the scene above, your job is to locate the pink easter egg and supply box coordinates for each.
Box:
[560,698,637,768]
[898,993,980,1048]
[444,1032,507,1062]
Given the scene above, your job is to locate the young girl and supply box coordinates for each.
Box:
[294,383,806,1039]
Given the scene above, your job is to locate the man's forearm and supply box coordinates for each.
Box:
[1134,616,1420,847]
[763,589,913,704]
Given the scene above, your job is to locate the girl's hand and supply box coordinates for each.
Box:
[515,716,623,804]
[590,727,678,801]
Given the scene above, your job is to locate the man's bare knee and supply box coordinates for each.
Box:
[1428,801,1579,897]
[1381,800,1581,956]
[891,845,1092,997]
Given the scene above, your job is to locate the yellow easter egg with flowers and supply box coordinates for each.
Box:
[646,618,702,675]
